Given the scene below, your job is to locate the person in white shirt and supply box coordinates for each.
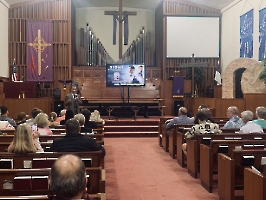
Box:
[239,110,263,134]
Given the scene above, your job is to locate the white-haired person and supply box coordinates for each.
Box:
[239,110,263,133]
[253,106,266,129]
[223,106,244,129]
[55,109,66,123]
[74,113,93,133]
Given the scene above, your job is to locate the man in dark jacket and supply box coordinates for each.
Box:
[48,119,105,157]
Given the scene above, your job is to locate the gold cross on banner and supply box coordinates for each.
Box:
[28,29,51,75]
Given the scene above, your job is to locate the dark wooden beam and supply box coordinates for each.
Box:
[104,11,137,15]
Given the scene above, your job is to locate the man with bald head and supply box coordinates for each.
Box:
[223,106,244,129]
[49,154,94,200]
[166,107,194,132]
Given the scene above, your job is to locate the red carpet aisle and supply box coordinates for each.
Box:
[105,138,219,200]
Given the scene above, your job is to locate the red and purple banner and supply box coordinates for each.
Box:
[26,20,53,82]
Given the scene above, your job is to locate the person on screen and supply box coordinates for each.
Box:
[123,66,136,84]
[136,65,144,84]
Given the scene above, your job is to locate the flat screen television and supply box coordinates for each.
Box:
[106,64,145,87]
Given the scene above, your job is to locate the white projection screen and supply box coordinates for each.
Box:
[166,17,220,58]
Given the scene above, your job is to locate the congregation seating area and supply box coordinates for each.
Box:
[158,117,266,200]
[0,123,106,200]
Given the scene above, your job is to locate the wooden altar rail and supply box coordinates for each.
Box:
[3,98,53,120]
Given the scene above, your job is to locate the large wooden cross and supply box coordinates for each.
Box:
[104,0,137,59]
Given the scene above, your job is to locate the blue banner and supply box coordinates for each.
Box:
[240,9,253,58]
[172,76,184,97]
[259,8,266,60]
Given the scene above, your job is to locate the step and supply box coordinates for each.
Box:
[105,121,159,126]
[104,131,158,137]
[104,126,158,132]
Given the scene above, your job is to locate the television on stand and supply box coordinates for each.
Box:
[106,64,145,87]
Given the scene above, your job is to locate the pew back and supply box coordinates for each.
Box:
[0,151,102,168]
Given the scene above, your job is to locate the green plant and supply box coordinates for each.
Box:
[259,58,266,84]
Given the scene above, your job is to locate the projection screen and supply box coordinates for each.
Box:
[166,16,220,58]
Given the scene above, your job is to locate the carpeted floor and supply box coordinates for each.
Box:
[105,138,219,200]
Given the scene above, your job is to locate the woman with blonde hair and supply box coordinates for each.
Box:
[34,113,52,135]
[8,123,38,153]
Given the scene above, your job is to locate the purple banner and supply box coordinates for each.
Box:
[172,76,184,97]
[26,20,53,81]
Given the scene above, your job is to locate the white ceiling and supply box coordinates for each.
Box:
[5,0,235,10]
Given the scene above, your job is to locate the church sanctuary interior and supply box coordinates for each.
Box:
[0,0,266,199]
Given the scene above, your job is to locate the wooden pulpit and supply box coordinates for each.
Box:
[4,82,36,98]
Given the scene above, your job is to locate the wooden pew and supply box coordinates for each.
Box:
[244,167,266,200]
[0,167,105,195]
[0,193,106,200]
[176,128,190,167]
[186,133,266,178]
[158,116,173,150]
[169,124,193,159]
[200,140,266,192]
[218,150,266,200]
[51,128,103,135]
[0,151,102,168]
[0,134,104,143]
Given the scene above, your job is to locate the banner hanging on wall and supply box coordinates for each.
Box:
[240,9,253,58]
[259,8,266,61]
[26,20,53,82]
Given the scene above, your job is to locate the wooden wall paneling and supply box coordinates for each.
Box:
[192,97,215,116]
[215,98,246,118]
[160,80,173,115]
[244,94,266,114]
[3,98,53,119]
[214,85,222,98]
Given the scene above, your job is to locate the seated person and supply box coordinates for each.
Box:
[194,108,215,124]
[60,109,74,125]
[191,104,207,122]
[239,110,263,133]
[253,106,266,129]
[82,109,98,129]
[33,113,52,135]
[182,111,222,156]
[47,119,105,158]
[49,154,95,200]
[8,123,41,153]
[166,107,194,132]
[17,112,28,125]
[223,106,244,129]
[26,107,42,125]
[74,113,93,133]
[0,106,16,126]
[55,109,66,122]
[90,110,105,124]
[49,112,60,126]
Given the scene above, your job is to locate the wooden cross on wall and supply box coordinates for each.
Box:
[104,0,137,59]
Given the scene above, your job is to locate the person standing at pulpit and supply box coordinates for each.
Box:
[65,86,82,115]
